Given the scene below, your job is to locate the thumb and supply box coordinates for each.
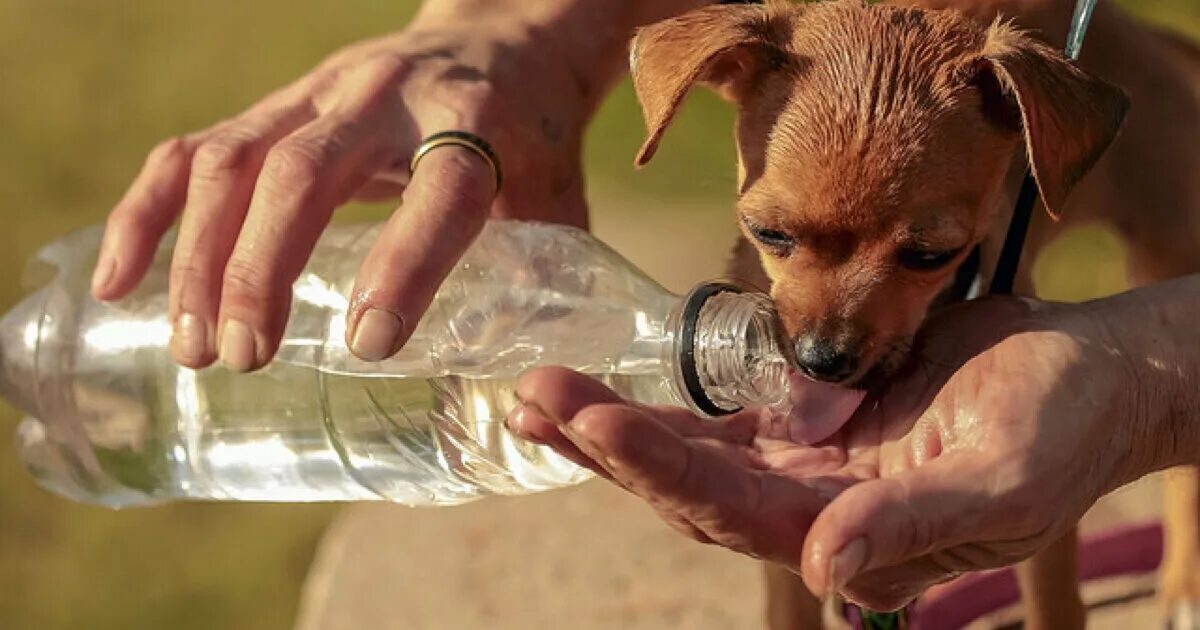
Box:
[800,453,999,600]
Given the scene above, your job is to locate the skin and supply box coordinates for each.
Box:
[508,274,1200,611]
[91,0,709,371]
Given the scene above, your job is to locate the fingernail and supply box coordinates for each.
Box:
[173,313,210,365]
[350,308,404,361]
[219,319,257,372]
[507,403,540,433]
[829,537,868,592]
[91,256,115,297]
[602,456,628,473]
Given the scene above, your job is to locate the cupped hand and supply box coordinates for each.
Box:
[93,12,589,371]
[508,296,1146,611]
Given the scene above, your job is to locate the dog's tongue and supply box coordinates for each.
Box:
[782,372,867,444]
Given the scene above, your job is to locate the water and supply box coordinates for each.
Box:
[47,352,676,507]
[7,220,839,509]
[8,221,693,507]
[172,369,678,506]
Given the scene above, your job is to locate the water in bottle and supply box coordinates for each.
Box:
[0,221,864,508]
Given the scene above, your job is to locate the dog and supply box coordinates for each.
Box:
[629,0,1200,628]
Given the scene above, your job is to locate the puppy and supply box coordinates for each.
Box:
[628,0,1199,627]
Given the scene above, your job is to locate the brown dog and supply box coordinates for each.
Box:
[630,0,1200,628]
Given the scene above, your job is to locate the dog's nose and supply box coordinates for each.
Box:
[793,336,857,383]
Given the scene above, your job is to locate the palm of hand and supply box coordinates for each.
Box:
[511,298,1128,611]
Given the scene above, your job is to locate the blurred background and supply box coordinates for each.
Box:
[0,1,1196,629]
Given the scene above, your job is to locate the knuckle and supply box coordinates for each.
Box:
[168,253,216,297]
[222,256,278,302]
[105,205,140,233]
[192,135,258,179]
[324,53,413,114]
[261,141,325,190]
[362,52,414,84]
[446,73,495,104]
[147,136,191,166]
[105,208,157,241]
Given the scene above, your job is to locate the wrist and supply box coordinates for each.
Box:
[1081,278,1200,484]
[410,1,711,110]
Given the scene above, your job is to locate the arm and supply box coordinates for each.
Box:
[413,0,714,112]
[1083,275,1200,485]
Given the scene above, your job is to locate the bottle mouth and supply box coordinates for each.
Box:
[676,282,743,416]
[676,281,793,417]
[679,279,791,417]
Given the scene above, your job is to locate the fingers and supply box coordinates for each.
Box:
[167,105,315,368]
[568,402,752,507]
[512,367,826,564]
[507,366,756,478]
[507,402,613,480]
[800,453,998,601]
[212,108,406,371]
[515,366,758,443]
[93,135,199,301]
[567,403,824,563]
[165,56,425,371]
[345,144,494,361]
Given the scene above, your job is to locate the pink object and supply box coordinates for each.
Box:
[911,521,1163,629]
[784,372,867,444]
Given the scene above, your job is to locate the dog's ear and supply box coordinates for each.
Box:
[630,3,793,166]
[973,24,1129,219]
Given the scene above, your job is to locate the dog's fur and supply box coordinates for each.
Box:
[630,0,1200,627]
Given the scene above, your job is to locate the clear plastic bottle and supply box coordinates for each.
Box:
[0,221,807,508]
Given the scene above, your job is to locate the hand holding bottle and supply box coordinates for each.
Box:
[89,4,593,372]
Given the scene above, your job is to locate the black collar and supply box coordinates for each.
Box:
[988,172,1039,295]
[946,170,1039,304]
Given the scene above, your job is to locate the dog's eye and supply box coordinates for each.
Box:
[898,246,961,271]
[748,225,795,250]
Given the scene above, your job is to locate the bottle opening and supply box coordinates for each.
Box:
[676,281,789,417]
[676,282,741,416]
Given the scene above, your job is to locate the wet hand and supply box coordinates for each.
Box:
[509,297,1148,611]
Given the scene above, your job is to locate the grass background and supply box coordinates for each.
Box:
[0,1,1196,628]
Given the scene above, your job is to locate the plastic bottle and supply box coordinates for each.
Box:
[1,220,834,508]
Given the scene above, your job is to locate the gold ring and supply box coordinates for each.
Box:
[409,130,502,194]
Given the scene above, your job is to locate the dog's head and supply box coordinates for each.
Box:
[632,0,1127,385]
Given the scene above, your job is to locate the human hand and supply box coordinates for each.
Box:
[798,297,1149,610]
[509,295,1178,610]
[92,8,589,371]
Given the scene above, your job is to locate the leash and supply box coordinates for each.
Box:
[987,0,1099,295]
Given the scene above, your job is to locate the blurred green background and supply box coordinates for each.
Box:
[0,1,1196,629]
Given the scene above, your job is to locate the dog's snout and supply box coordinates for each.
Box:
[793,336,858,383]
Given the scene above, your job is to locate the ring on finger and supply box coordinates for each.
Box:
[409,130,502,194]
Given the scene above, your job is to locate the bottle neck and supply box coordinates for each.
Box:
[672,283,790,416]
